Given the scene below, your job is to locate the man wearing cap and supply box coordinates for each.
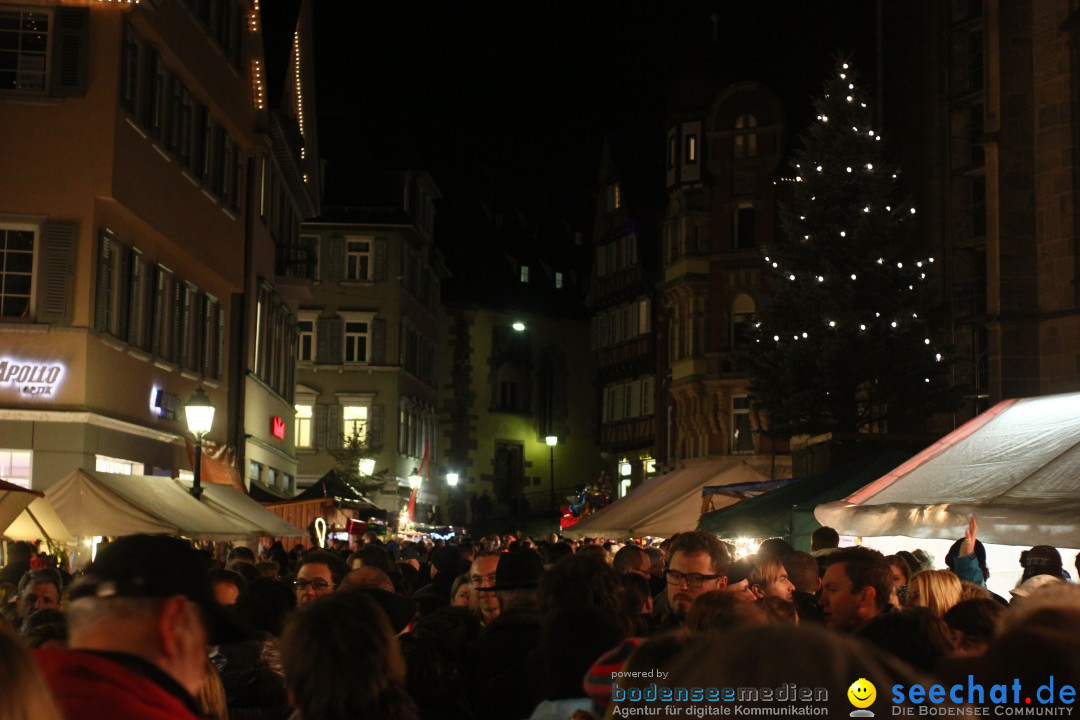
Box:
[35,535,215,720]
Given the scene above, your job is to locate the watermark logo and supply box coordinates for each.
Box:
[849,679,877,717]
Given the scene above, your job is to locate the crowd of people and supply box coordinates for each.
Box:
[0,519,1077,719]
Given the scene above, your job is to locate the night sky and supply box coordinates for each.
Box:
[311,2,878,249]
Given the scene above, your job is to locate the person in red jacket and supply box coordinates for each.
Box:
[36,535,220,720]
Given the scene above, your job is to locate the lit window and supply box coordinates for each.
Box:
[520,265,529,283]
[0,450,32,488]
[344,237,372,281]
[295,404,313,447]
[248,460,262,485]
[343,405,368,443]
[95,455,144,475]
[686,135,697,163]
[613,182,622,209]
[555,272,563,289]
[732,396,755,453]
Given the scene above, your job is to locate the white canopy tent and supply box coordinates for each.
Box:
[563,460,769,539]
[816,391,1080,548]
[174,479,305,538]
[46,470,255,541]
[0,479,73,543]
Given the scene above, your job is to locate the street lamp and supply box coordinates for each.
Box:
[184,387,215,499]
[359,457,376,476]
[545,435,558,516]
[446,472,459,487]
[512,321,526,332]
[408,468,422,490]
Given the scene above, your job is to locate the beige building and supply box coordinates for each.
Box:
[0,0,313,492]
[296,171,445,516]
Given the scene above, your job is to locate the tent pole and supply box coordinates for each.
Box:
[25,507,53,544]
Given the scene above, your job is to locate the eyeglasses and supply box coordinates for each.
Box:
[294,579,334,591]
[469,574,497,587]
[664,569,722,588]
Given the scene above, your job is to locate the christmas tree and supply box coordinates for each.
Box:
[746,57,952,438]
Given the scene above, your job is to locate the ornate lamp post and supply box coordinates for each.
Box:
[184,388,215,499]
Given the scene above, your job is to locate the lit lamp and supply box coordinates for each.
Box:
[512,321,526,332]
[545,435,558,516]
[359,457,376,476]
[408,469,422,490]
[446,472,459,487]
[184,387,215,499]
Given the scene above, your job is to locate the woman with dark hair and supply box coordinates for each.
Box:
[281,590,418,720]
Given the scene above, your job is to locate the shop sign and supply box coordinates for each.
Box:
[271,416,286,440]
[0,359,64,397]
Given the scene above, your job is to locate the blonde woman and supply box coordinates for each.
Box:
[908,569,963,618]
[0,626,65,720]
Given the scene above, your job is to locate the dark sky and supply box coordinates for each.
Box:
[311,2,879,234]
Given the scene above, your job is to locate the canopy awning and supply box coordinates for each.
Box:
[46,470,255,541]
[562,460,769,539]
[0,478,74,543]
[174,480,306,538]
[816,392,1080,547]
[699,449,912,550]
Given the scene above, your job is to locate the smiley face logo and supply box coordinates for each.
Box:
[847,678,877,709]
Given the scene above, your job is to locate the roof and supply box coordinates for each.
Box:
[816,392,1080,547]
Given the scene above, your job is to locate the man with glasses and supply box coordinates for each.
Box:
[659,531,731,629]
[467,551,501,626]
[294,549,345,606]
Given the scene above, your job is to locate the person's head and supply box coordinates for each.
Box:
[810,526,839,552]
[16,568,62,620]
[255,561,280,579]
[19,607,67,649]
[685,590,772,633]
[226,546,257,566]
[859,607,954,675]
[945,536,989,581]
[907,569,963,618]
[355,544,396,576]
[281,590,418,720]
[342,566,395,594]
[544,541,574,565]
[748,555,794,602]
[645,546,665,577]
[757,538,795,559]
[208,568,244,607]
[490,549,545,611]
[429,546,463,579]
[885,554,913,591]
[6,541,33,565]
[1019,545,1064,581]
[295,549,346,606]
[234,577,296,638]
[450,574,471,607]
[783,551,820,594]
[65,535,215,699]
[0,626,66,720]
[819,546,892,632]
[540,554,628,633]
[943,598,1005,657]
[665,532,731,620]
[613,545,651,578]
[468,553,500,619]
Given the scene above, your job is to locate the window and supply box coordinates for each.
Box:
[248,460,262,486]
[638,298,651,334]
[686,135,697,163]
[0,225,35,319]
[613,182,622,209]
[735,203,756,249]
[667,134,677,169]
[731,294,756,350]
[734,113,757,158]
[152,266,176,361]
[95,455,144,475]
[520,265,529,283]
[295,404,313,447]
[0,450,31,489]
[344,237,372,281]
[267,467,278,489]
[297,311,317,362]
[0,9,49,93]
[343,405,368,442]
[343,316,369,363]
[732,396,755,453]
[555,272,563,289]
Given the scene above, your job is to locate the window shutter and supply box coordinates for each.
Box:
[322,236,344,282]
[327,405,344,450]
[316,316,332,363]
[371,317,386,365]
[37,222,76,325]
[373,237,387,282]
[327,317,344,364]
[95,231,112,331]
[216,306,225,379]
[51,7,89,97]
[369,404,384,450]
[313,404,328,449]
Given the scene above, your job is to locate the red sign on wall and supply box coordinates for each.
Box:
[271,416,286,440]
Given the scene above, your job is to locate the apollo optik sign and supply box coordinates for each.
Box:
[0,358,65,397]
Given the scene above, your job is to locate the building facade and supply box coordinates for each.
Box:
[660,81,791,478]
[0,0,280,489]
[296,171,445,516]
